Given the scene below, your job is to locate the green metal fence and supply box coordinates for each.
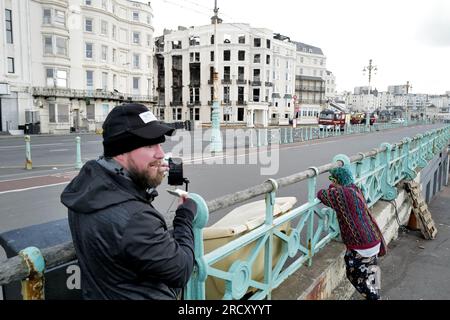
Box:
[185,125,450,300]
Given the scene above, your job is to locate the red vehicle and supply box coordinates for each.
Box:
[318,110,347,130]
[350,112,377,125]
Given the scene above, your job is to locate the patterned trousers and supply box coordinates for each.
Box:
[344,250,381,300]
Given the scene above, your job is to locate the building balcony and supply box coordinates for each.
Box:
[187,101,201,107]
[221,79,232,85]
[236,100,247,106]
[236,79,247,85]
[31,87,157,103]
[250,80,261,86]
[297,98,326,105]
[170,101,183,106]
[265,81,273,87]
[221,100,231,105]
[189,81,200,87]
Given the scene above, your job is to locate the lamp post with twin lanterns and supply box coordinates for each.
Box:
[362,59,377,130]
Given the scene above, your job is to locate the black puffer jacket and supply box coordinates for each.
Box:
[60,160,196,300]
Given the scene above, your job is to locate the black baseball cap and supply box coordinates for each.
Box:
[102,103,175,157]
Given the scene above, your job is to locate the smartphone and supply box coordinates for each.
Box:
[166,188,188,198]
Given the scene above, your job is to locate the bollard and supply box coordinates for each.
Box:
[25,135,32,170]
[75,136,82,169]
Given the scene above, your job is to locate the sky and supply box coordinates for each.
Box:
[145,0,450,95]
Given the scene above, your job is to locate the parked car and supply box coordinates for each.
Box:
[391,118,405,124]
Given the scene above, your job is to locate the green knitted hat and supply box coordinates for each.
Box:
[329,166,354,186]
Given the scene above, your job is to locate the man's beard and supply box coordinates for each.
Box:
[128,159,165,190]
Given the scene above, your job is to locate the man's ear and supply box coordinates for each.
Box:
[114,153,128,169]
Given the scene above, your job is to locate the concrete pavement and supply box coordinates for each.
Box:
[378,184,450,300]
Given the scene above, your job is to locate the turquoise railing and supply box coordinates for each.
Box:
[185,125,450,300]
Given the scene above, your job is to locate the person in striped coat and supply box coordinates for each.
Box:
[317,166,386,300]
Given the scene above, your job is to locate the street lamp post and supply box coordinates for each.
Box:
[210,0,223,153]
[405,81,412,126]
[362,59,377,130]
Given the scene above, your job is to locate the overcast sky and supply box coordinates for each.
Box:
[147,0,450,95]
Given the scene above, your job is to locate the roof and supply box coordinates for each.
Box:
[292,41,324,55]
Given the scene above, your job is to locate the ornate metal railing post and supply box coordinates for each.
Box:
[401,137,417,180]
[307,167,319,267]
[184,193,209,300]
[380,143,398,200]
[263,178,278,299]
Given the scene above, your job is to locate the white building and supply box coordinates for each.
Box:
[155,23,297,127]
[293,41,327,124]
[324,70,336,100]
[1,0,155,134]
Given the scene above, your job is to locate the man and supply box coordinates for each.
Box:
[317,166,386,300]
[61,103,196,300]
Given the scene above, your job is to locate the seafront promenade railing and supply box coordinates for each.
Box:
[0,125,448,300]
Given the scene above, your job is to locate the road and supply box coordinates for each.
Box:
[0,123,446,261]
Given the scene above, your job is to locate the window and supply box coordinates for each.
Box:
[189,52,200,62]
[102,0,107,10]
[147,55,151,69]
[300,57,304,63]
[224,34,231,43]
[112,25,116,39]
[102,72,108,90]
[133,32,140,44]
[189,87,200,104]
[254,38,261,47]
[238,66,245,80]
[56,37,67,55]
[113,74,117,89]
[49,103,56,123]
[223,66,230,81]
[224,50,230,61]
[193,108,200,121]
[147,14,151,24]
[46,68,54,86]
[238,50,245,61]
[147,34,151,46]
[57,104,69,123]
[210,35,214,44]
[133,54,140,68]
[85,0,92,5]
[86,70,94,90]
[238,108,244,121]
[253,69,260,81]
[238,87,244,102]
[238,34,245,44]
[102,104,110,120]
[85,43,93,58]
[223,87,230,103]
[189,36,200,46]
[266,55,270,65]
[46,68,68,88]
[7,57,14,73]
[266,39,271,49]
[86,104,95,120]
[133,77,140,90]
[253,88,260,102]
[101,45,107,61]
[172,40,182,49]
[44,36,53,54]
[55,10,65,26]
[56,70,67,87]
[85,18,93,32]
[210,51,214,62]
[43,9,51,24]
[5,9,13,44]
[253,54,261,63]
[172,108,182,121]
[132,11,139,22]
[101,20,108,36]
[112,48,116,63]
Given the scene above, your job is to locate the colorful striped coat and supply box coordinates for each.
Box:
[317,183,387,256]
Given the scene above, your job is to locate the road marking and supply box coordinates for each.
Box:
[0,143,64,149]
[0,182,70,195]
